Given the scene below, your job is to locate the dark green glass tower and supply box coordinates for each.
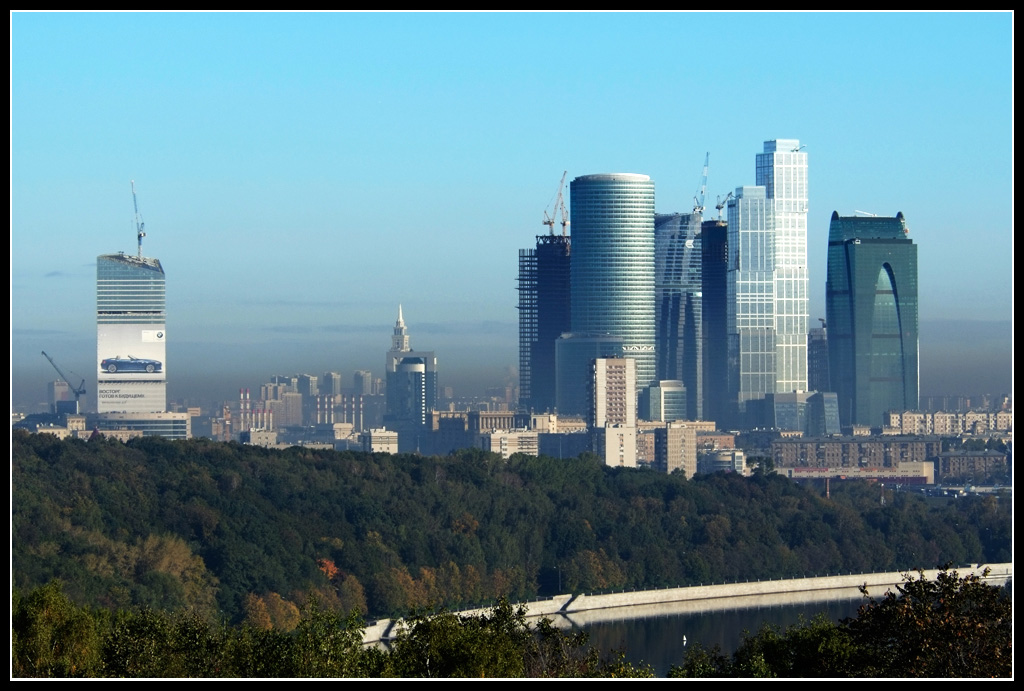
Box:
[825,211,918,427]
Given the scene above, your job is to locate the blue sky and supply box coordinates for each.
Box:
[11,12,1013,410]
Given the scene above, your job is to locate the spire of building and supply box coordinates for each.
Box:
[391,304,410,353]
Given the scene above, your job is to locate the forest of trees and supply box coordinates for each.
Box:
[12,430,1012,628]
[12,568,1011,677]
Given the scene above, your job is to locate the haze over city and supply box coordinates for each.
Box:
[11,12,1012,411]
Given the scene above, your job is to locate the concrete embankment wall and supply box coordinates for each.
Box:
[363,563,1011,644]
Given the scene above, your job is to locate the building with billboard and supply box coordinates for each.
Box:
[570,173,656,388]
[96,252,167,413]
[825,211,918,427]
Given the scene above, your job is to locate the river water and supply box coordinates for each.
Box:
[582,597,864,676]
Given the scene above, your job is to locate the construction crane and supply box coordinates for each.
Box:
[692,152,709,217]
[132,180,146,259]
[714,191,733,221]
[41,351,86,412]
[543,171,569,236]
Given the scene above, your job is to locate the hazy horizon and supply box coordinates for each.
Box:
[12,12,1012,415]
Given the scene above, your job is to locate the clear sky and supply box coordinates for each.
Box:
[11,12,1013,411]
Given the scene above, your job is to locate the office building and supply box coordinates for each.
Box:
[570,174,656,388]
[92,411,190,440]
[518,233,571,413]
[655,212,702,418]
[96,252,167,413]
[725,140,809,426]
[807,323,830,393]
[726,186,774,422]
[641,380,688,423]
[756,139,809,396]
[826,211,918,427]
[385,306,438,439]
[701,217,729,427]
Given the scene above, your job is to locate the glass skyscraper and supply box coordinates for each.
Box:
[655,212,702,419]
[825,211,918,427]
[725,140,809,426]
[757,139,809,395]
[570,173,656,388]
[96,253,167,413]
[727,186,775,417]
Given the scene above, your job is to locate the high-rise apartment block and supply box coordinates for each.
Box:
[518,233,571,413]
[570,174,656,388]
[591,357,637,468]
[725,140,808,425]
[96,252,167,413]
[655,212,702,419]
[591,357,637,428]
[826,211,918,427]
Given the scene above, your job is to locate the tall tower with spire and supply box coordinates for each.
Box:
[391,304,410,353]
[384,305,438,449]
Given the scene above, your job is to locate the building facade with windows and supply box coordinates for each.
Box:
[655,212,702,419]
[517,233,571,413]
[756,139,809,397]
[96,253,167,413]
[570,173,656,388]
[384,306,438,444]
[725,140,809,427]
[826,211,918,427]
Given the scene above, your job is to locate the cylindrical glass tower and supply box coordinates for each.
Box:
[570,173,656,387]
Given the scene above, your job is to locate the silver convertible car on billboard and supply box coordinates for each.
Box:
[100,355,163,374]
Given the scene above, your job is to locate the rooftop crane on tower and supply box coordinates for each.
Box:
[715,191,734,221]
[692,152,709,217]
[543,171,569,236]
[132,180,146,259]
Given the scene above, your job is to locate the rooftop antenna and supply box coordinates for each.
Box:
[132,180,146,259]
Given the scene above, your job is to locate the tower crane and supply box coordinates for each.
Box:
[543,171,570,236]
[132,180,146,259]
[41,351,86,413]
[714,191,733,221]
[692,152,709,217]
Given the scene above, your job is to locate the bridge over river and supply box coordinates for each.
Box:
[364,562,1011,645]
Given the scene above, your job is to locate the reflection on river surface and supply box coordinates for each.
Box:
[583,598,863,677]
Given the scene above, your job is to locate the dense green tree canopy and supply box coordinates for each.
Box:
[12,431,1011,623]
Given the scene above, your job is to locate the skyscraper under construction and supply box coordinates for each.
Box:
[518,233,571,413]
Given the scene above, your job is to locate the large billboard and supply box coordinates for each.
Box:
[97,324,166,382]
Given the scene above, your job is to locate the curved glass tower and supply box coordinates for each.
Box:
[570,173,656,387]
[825,211,918,427]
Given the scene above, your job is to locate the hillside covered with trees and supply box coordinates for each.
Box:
[12,430,1011,625]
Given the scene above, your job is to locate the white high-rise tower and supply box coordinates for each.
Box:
[757,139,809,395]
[725,140,808,426]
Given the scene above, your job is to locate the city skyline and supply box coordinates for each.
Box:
[11,12,1012,410]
